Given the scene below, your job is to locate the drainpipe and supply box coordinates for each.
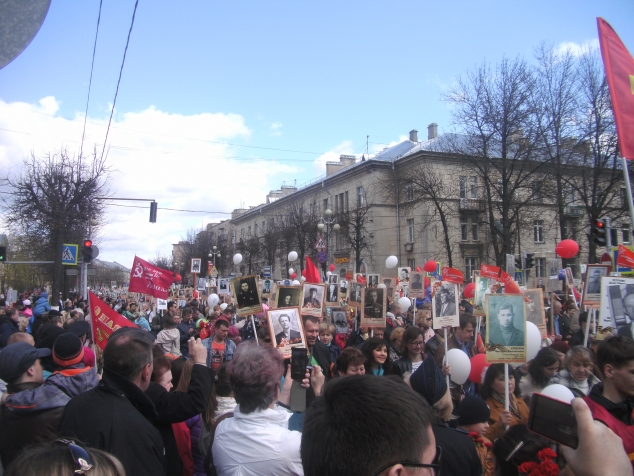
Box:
[391,161,401,267]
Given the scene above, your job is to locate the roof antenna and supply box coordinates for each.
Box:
[366,135,369,156]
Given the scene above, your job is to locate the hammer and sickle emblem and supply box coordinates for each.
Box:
[133,262,144,278]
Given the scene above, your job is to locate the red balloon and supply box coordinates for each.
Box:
[463,282,476,298]
[291,272,297,279]
[423,260,437,273]
[469,354,488,384]
[555,239,580,259]
[329,264,335,272]
[301,269,306,277]
[175,274,182,283]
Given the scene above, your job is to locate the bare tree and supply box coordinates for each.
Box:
[279,199,320,274]
[336,190,375,272]
[1,149,110,299]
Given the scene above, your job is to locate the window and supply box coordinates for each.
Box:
[566,184,575,205]
[563,220,575,239]
[534,220,544,243]
[465,257,478,278]
[471,219,479,241]
[345,191,349,212]
[621,188,627,207]
[622,225,630,244]
[241,228,245,239]
[247,225,251,236]
[405,184,414,202]
[461,217,469,241]
[459,176,467,199]
[262,220,266,231]
[407,259,416,269]
[357,187,365,207]
[611,229,619,246]
[470,177,478,199]
[323,198,329,213]
[535,258,546,278]
[532,181,542,203]
[407,218,415,243]
[254,224,258,235]
[334,196,339,214]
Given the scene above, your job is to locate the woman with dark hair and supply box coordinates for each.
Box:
[151,355,173,392]
[361,337,392,376]
[481,363,529,441]
[492,424,557,476]
[392,327,426,377]
[519,347,560,401]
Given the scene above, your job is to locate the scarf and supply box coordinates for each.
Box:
[493,391,523,422]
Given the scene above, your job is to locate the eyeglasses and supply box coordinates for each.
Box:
[56,439,94,474]
[408,341,425,347]
[373,446,442,476]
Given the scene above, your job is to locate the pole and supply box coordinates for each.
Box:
[583,307,593,347]
[621,157,634,240]
[443,327,450,388]
[251,315,259,345]
[504,364,510,430]
[411,297,416,325]
[81,260,88,301]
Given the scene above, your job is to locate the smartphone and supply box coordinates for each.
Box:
[291,348,308,381]
[528,393,578,449]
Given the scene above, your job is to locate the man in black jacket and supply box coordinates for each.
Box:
[59,328,165,476]
[302,315,333,410]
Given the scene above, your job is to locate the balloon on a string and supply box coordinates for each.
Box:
[385,255,398,269]
[555,239,579,259]
[539,384,575,403]
[291,279,301,285]
[300,276,306,281]
[423,260,437,273]
[329,264,335,272]
[220,303,228,311]
[207,293,219,307]
[288,268,294,275]
[174,274,182,283]
[526,321,542,361]
[288,251,298,262]
[301,269,306,277]
[398,297,411,310]
[463,282,476,298]
[447,349,471,385]
[468,354,488,384]
[326,271,332,276]
[291,272,297,279]
[233,253,243,265]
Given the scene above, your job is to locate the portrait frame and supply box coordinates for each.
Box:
[191,258,202,274]
[301,283,325,317]
[382,277,395,300]
[325,281,340,305]
[275,285,302,309]
[397,267,411,283]
[583,264,609,305]
[366,274,380,288]
[331,308,349,335]
[348,281,364,307]
[360,287,386,328]
[598,276,634,338]
[431,281,459,328]
[217,278,230,295]
[267,307,306,359]
[485,294,527,363]
[409,271,425,298]
[523,288,547,337]
[339,279,348,298]
[230,274,263,317]
[328,274,339,284]
[473,276,490,316]
[261,278,273,298]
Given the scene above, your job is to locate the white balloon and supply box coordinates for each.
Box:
[220,303,228,311]
[377,283,387,289]
[526,321,542,361]
[326,271,332,276]
[288,251,298,262]
[539,384,575,403]
[207,293,219,307]
[385,255,398,269]
[288,268,294,275]
[292,279,301,285]
[446,348,471,385]
[233,253,243,265]
[398,297,411,310]
[300,276,306,281]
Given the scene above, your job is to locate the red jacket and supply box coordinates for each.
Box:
[584,396,634,469]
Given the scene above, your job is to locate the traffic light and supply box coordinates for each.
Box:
[149,201,157,223]
[525,253,535,269]
[82,239,94,263]
[593,219,607,246]
[516,256,522,270]
[0,247,6,262]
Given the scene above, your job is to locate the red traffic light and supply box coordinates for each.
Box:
[84,239,93,248]
[595,220,605,229]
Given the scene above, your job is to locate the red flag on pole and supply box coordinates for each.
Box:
[304,256,321,284]
[89,291,136,350]
[597,18,634,159]
[441,267,464,284]
[617,244,634,268]
[128,256,174,299]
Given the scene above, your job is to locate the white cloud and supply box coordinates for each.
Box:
[0,98,299,267]
[269,122,283,136]
[555,39,599,57]
[312,140,356,175]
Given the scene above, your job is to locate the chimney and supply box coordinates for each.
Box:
[409,129,418,142]
[427,123,438,140]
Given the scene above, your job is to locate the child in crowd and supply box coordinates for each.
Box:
[456,396,494,476]
[319,323,341,377]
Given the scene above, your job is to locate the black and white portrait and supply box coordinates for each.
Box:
[486,294,526,363]
[301,283,325,317]
[598,277,634,339]
[332,309,349,334]
[361,287,386,327]
[262,279,272,296]
[328,274,339,284]
[326,281,339,304]
[366,274,380,288]
[275,286,301,309]
[267,308,306,359]
[583,265,608,304]
[349,282,363,307]
[398,267,411,283]
[523,288,545,328]
[431,282,459,328]
[218,278,229,295]
[191,258,202,274]
[340,279,348,297]
[231,275,263,316]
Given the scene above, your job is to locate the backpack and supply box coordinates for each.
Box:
[202,412,234,476]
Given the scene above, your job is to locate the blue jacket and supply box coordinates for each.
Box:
[32,293,51,318]
[202,337,236,368]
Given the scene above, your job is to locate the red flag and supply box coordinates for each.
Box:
[597,18,634,159]
[441,267,464,284]
[89,291,136,350]
[128,256,174,299]
[617,244,634,268]
[480,264,501,280]
[304,256,321,284]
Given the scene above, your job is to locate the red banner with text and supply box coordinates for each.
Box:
[617,244,634,268]
[89,292,136,350]
[441,267,464,284]
[128,256,173,299]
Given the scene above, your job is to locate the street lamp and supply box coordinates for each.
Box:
[208,246,221,265]
[318,209,340,267]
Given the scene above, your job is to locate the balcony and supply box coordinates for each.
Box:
[563,205,584,218]
[459,199,485,212]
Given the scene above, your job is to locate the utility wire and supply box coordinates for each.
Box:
[100,0,140,161]
[79,0,103,160]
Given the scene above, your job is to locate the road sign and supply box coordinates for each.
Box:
[263,265,272,278]
[209,265,218,277]
[314,236,327,250]
[317,251,327,263]
[600,252,613,274]
[614,248,634,275]
[62,244,78,265]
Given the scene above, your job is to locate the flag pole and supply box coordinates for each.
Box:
[621,157,634,235]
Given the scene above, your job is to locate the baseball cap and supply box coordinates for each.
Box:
[0,343,51,383]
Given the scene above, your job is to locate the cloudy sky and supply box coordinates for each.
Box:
[0,1,632,268]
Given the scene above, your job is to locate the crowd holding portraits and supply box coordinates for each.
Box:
[231,275,262,316]
[266,307,306,358]
[275,285,302,309]
[301,283,325,317]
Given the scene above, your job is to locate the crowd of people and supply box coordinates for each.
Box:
[0,285,632,476]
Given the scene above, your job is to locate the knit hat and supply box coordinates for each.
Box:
[550,341,570,354]
[52,333,85,367]
[48,309,62,317]
[409,357,447,406]
[456,396,491,426]
[228,326,239,337]
[0,343,51,383]
[68,321,91,339]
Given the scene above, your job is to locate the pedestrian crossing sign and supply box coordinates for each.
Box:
[62,244,78,265]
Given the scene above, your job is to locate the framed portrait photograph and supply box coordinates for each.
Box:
[325,281,340,305]
[409,271,425,298]
[301,283,325,317]
[485,294,527,363]
[583,264,609,305]
[431,282,459,328]
[267,307,306,359]
[275,285,302,309]
[473,276,491,316]
[331,308,349,334]
[191,258,202,274]
[261,279,273,297]
[231,275,263,317]
[218,278,230,295]
[348,281,364,307]
[361,287,386,328]
[328,274,339,284]
[339,279,348,297]
[397,267,411,283]
[523,288,547,337]
[598,276,634,339]
[366,274,380,288]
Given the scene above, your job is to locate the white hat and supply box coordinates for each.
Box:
[23,299,31,306]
